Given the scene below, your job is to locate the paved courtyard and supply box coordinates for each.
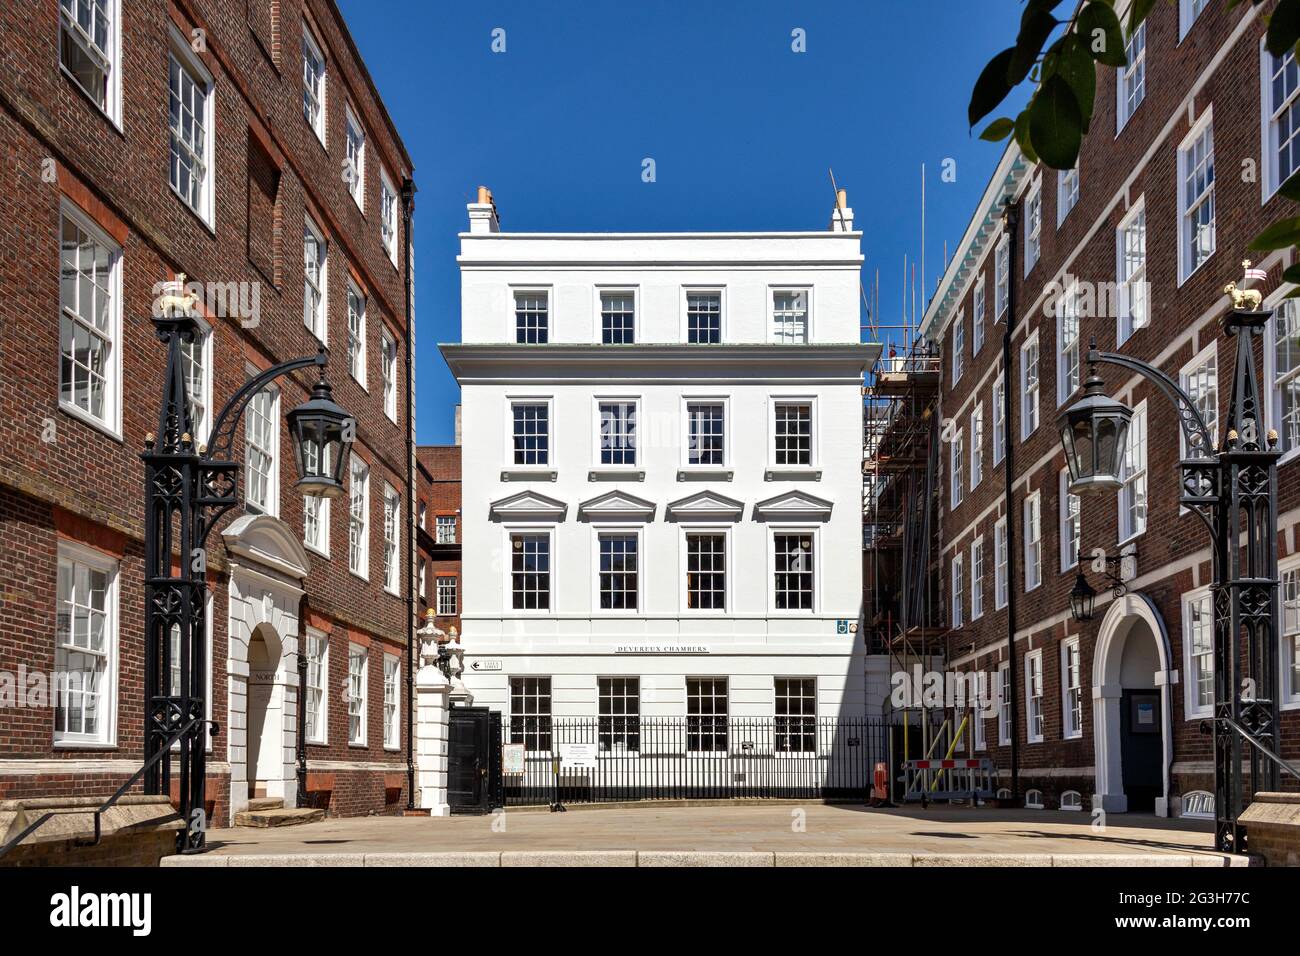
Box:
[170,803,1239,866]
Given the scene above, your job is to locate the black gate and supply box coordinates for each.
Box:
[501,716,885,806]
[448,706,503,813]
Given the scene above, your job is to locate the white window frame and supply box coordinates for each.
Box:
[1177,109,1216,285]
[513,287,551,344]
[973,276,986,354]
[1281,561,1300,708]
[382,481,400,596]
[769,396,817,470]
[1021,331,1040,440]
[1025,649,1044,743]
[301,21,327,146]
[994,516,1009,610]
[347,281,368,388]
[1116,198,1148,345]
[347,643,367,747]
[303,491,330,558]
[1024,491,1042,592]
[973,684,988,750]
[383,653,400,751]
[1057,166,1079,226]
[970,403,984,490]
[1024,175,1042,275]
[1182,587,1215,720]
[436,574,458,616]
[1180,341,1219,461]
[681,526,732,615]
[507,396,554,469]
[1059,467,1081,572]
[769,287,811,344]
[594,396,641,469]
[682,287,726,344]
[59,0,122,125]
[997,661,1011,745]
[435,514,457,545]
[995,233,1010,320]
[593,526,644,615]
[344,103,366,211]
[58,201,123,439]
[950,427,965,509]
[1264,42,1300,202]
[597,286,638,345]
[379,166,400,267]
[506,527,556,614]
[304,627,328,745]
[952,311,965,384]
[303,216,328,344]
[1179,0,1209,40]
[1061,637,1083,739]
[349,457,370,579]
[1265,293,1300,465]
[244,379,280,518]
[1117,22,1146,133]
[180,314,212,447]
[769,527,818,615]
[992,376,1006,466]
[951,552,964,628]
[167,27,215,225]
[1119,399,1148,543]
[971,537,985,621]
[1056,281,1081,405]
[53,540,120,747]
[381,326,398,424]
[681,396,730,470]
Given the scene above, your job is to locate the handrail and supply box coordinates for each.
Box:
[0,715,213,860]
[1217,715,1300,781]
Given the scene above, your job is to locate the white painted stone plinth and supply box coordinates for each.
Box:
[416,664,451,817]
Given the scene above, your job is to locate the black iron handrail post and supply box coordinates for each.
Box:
[144,314,331,854]
[1084,305,1282,853]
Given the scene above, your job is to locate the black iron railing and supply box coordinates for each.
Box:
[501,716,886,806]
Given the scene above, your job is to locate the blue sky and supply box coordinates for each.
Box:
[339,0,1031,444]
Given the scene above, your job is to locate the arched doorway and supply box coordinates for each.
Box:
[223,514,311,817]
[1092,593,1176,816]
[246,622,285,799]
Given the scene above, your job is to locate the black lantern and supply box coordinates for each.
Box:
[1058,363,1132,495]
[286,371,354,500]
[1068,572,1098,623]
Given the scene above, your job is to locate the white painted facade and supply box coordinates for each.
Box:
[441,197,879,725]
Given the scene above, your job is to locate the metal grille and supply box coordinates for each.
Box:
[501,716,884,805]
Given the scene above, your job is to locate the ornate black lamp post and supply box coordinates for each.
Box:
[1058,272,1289,853]
[142,276,354,853]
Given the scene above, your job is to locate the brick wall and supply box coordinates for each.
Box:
[417,445,461,637]
[0,0,415,822]
[930,0,1300,811]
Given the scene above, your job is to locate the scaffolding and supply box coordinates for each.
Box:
[863,333,977,796]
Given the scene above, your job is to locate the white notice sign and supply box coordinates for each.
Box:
[558,742,599,769]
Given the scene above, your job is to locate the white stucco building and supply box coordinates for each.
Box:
[440,191,879,758]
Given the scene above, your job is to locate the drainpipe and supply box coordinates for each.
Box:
[1000,202,1021,800]
[401,177,418,811]
[296,594,309,808]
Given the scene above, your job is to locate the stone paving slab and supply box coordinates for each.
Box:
[157,803,1246,866]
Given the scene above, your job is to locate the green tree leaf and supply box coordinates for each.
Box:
[1015,110,1040,164]
[1279,169,1300,203]
[1266,0,1300,57]
[1126,0,1158,36]
[1008,8,1061,86]
[969,47,1017,127]
[1282,263,1300,285]
[1078,1,1127,68]
[1248,216,1300,250]
[1028,75,1083,169]
[980,118,1016,142]
[1054,35,1097,133]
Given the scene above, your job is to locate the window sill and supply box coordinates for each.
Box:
[306,738,328,747]
[348,742,367,749]
[588,468,645,482]
[501,468,557,482]
[349,568,370,583]
[677,467,733,482]
[1184,708,1213,722]
[1026,736,1044,745]
[169,184,216,236]
[305,543,330,560]
[53,740,118,751]
[59,64,124,134]
[59,402,123,444]
[765,467,821,481]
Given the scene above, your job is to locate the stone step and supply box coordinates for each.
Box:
[232,807,325,829]
[246,797,284,812]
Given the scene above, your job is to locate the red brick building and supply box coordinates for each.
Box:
[921,0,1300,816]
[0,0,416,824]
[416,444,461,639]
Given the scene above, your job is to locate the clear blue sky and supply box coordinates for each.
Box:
[338,0,1031,445]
